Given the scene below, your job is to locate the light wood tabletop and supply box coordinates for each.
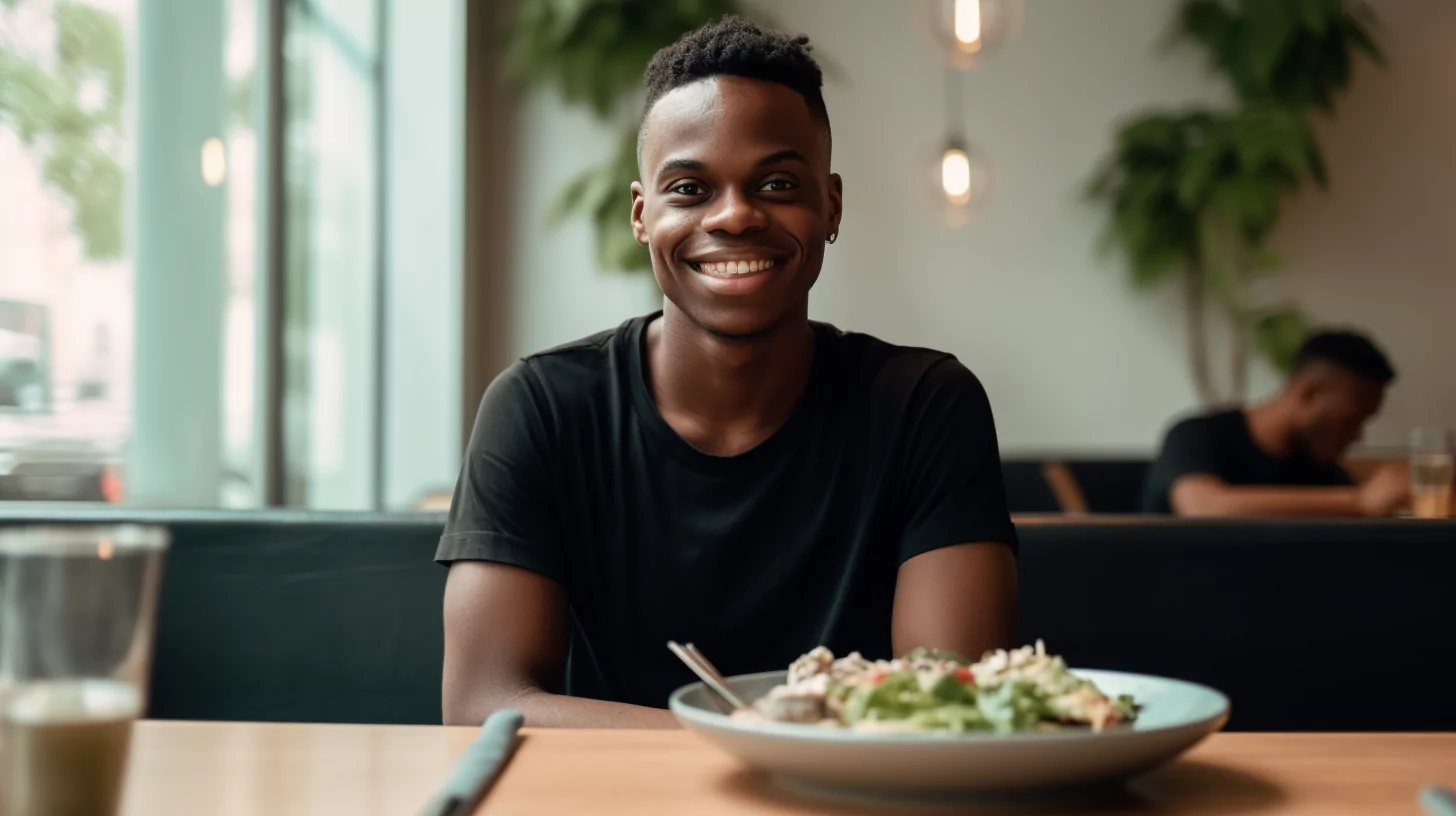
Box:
[119,722,1456,816]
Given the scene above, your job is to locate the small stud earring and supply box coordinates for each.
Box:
[827,232,838,244]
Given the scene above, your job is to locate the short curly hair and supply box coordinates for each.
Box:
[640,16,829,142]
[1294,329,1397,385]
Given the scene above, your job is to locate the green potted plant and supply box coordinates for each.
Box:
[1087,0,1382,404]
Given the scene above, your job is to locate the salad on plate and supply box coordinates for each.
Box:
[736,640,1137,734]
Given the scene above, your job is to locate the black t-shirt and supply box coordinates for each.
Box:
[437,313,1017,709]
[1141,408,1354,513]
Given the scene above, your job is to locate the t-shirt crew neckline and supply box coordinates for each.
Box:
[623,311,832,475]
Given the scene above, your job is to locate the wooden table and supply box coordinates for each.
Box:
[119,722,1456,815]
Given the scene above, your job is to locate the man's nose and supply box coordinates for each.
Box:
[701,187,768,235]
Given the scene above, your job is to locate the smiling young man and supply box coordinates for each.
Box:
[439,18,1018,728]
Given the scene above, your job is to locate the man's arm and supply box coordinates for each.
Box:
[441,362,678,729]
[891,359,1020,659]
[442,561,677,728]
[1171,464,1409,518]
[1171,475,1360,517]
[892,541,1018,660]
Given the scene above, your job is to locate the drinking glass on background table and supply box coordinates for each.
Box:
[0,526,168,816]
[1411,428,1455,519]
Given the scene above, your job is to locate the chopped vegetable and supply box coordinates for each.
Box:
[737,641,1139,734]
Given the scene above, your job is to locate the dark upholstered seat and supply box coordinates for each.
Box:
[0,509,1450,730]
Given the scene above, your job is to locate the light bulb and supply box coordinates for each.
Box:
[201,138,227,187]
[920,0,1023,68]
[941,147,973,205]
[953,0,983,49]
[924,139,990,227]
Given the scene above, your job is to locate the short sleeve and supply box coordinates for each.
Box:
[1140,417,1233,514]
[1157,419,1226,482]
[898,359,1018,563]
[435,360,566,582]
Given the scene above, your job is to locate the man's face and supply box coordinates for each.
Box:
[632,76,842,339]
[1290,369,1386,464]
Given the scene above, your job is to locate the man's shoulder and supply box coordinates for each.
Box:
[1163,407,1244,440]
[1152,408,1247,471]
[478,318,639,431]
[820,323,976,396]
[507,317,639,392]
[523,319,632,370]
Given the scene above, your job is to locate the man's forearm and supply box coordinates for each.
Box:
[1177,486,1363,517]
[445,688,679,729]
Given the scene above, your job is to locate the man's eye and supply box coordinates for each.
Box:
[671,183,705,196]
[760,179,798,192]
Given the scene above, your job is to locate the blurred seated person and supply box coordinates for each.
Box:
[1142,329,1408,517]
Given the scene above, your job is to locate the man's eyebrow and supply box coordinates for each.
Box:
[756,149,809,168]
[656,158,706,179]
[655,150,809,179]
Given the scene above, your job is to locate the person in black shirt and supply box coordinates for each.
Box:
[437,18,1018,728]
[1142,330,1409,516]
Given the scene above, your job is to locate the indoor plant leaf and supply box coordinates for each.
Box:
[1176,140,1226,208]
[1237,0,1298,92]
[1249,306,1312,373]
[1339,12,1385,66]
[1180,0,1236,52]
[1294,0,1333,35]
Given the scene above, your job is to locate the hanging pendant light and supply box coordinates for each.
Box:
[940,141,975,207]
[928,70,990,226]
[919,0,1024,69]
[932,138,990,227]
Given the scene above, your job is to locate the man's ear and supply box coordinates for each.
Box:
[828,172,844,237]
[1290,372,1323,407]
[631,181,648,246]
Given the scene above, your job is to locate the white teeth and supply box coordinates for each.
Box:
[699,259,775,277]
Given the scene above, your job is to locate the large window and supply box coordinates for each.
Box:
[0,0,462,510]
[2,0,146,503]
[281,0,381,509]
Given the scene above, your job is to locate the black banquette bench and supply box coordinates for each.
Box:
[1,509,1452,731]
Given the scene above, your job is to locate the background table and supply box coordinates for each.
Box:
[120,722,1456,815]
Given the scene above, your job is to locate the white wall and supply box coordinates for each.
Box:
[509,0,1456,454]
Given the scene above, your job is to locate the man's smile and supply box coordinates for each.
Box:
[689,257,778,277]
[685,252,788,295]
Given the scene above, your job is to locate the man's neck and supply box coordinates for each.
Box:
[1243,400,1296,460]
[645,302,816,457]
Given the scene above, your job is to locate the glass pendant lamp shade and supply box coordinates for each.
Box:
[920,0,1025,69]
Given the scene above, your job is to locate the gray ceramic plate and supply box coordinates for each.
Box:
[670,669,1229,800]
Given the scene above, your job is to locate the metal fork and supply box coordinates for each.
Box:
[667,640,749,712]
